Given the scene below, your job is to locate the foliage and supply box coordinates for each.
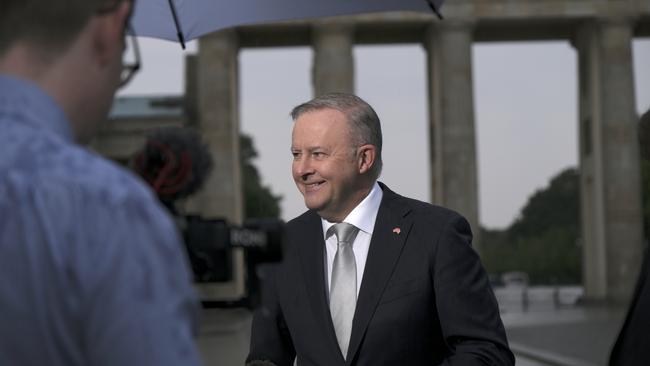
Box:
[508,169,580,241]
[482,109,650,285]
[241,134,282,219]
[481,168,581,285]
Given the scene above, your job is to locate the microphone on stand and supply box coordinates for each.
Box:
[132,127,213,211]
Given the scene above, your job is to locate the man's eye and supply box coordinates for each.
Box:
[291,152,301,159]
[312,152,325,158]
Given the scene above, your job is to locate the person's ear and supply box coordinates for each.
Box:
[92,0,132,66]
[357,144,377,174]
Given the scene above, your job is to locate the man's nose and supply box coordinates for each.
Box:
[295,156,313,178]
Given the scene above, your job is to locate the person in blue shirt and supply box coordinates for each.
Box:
[0,1,203,365]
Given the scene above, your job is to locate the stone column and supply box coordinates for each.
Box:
[574,18,644,303]
[312,21,355,96]
[425,20,481,252]
[575,22,608,301]
[188,29,245,301]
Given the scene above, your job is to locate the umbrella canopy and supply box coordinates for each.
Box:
[131,0,444,47]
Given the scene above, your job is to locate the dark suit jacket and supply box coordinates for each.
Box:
[610,246,650,365]
[248,183,514,366]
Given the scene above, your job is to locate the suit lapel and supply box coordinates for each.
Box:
[346,185,413,363]
[297,211,345,363]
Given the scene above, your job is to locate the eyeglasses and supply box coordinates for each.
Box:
[120,25,141,88]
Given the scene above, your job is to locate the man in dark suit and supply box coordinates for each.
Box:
[609,246,650,365]
[247,93,514,366]
[609,109,650,366]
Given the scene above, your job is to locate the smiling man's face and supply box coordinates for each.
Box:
[291,108,364,222]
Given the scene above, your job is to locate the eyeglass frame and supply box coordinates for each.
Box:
[120,25,141,88]
[95,0,141,88]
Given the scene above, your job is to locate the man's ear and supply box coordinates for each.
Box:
[357,144,377,174]
[92,0,132,66]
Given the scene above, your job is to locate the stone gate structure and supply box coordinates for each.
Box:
[96,0,650,303]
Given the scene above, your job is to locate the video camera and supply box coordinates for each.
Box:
[132,127,284,307]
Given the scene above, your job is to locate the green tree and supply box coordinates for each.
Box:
[508,168,581,241]
[241,134,282,219]
[481,168,581,284]
[482,109,650,285]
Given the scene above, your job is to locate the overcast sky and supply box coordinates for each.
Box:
[118,37,650,229]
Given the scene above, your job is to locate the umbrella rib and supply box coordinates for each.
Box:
[167,0,186,49]
[425,0,444,20]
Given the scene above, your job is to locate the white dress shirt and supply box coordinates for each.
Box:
[322,182,383,296]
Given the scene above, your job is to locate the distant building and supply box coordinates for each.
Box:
[92,95,186,163]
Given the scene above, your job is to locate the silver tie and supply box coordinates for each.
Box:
[328,223,359,359]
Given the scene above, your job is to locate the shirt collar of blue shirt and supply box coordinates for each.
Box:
[0,74,74,143]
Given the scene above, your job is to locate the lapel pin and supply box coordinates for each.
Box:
[392,227,401,235]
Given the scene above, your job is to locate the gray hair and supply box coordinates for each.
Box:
[290,93,383,179]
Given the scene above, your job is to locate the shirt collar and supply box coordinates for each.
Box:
[0,74,73,142]
[322,181,383,237]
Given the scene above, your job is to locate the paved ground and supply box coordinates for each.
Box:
[197,308,252,366]
[503,307,625,366]
[497,286,627,366]
[194,286,629,366]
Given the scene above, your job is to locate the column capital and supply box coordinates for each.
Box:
[571,21,596,51]
[199,28,240,51]
[312,19,355,37]
[424,17,475,47]
[424,18,475,52]
[593,14,638,28]
[570,14,636,51]
[427,17,476,33]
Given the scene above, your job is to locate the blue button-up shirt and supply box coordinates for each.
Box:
[0,75,203,366]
